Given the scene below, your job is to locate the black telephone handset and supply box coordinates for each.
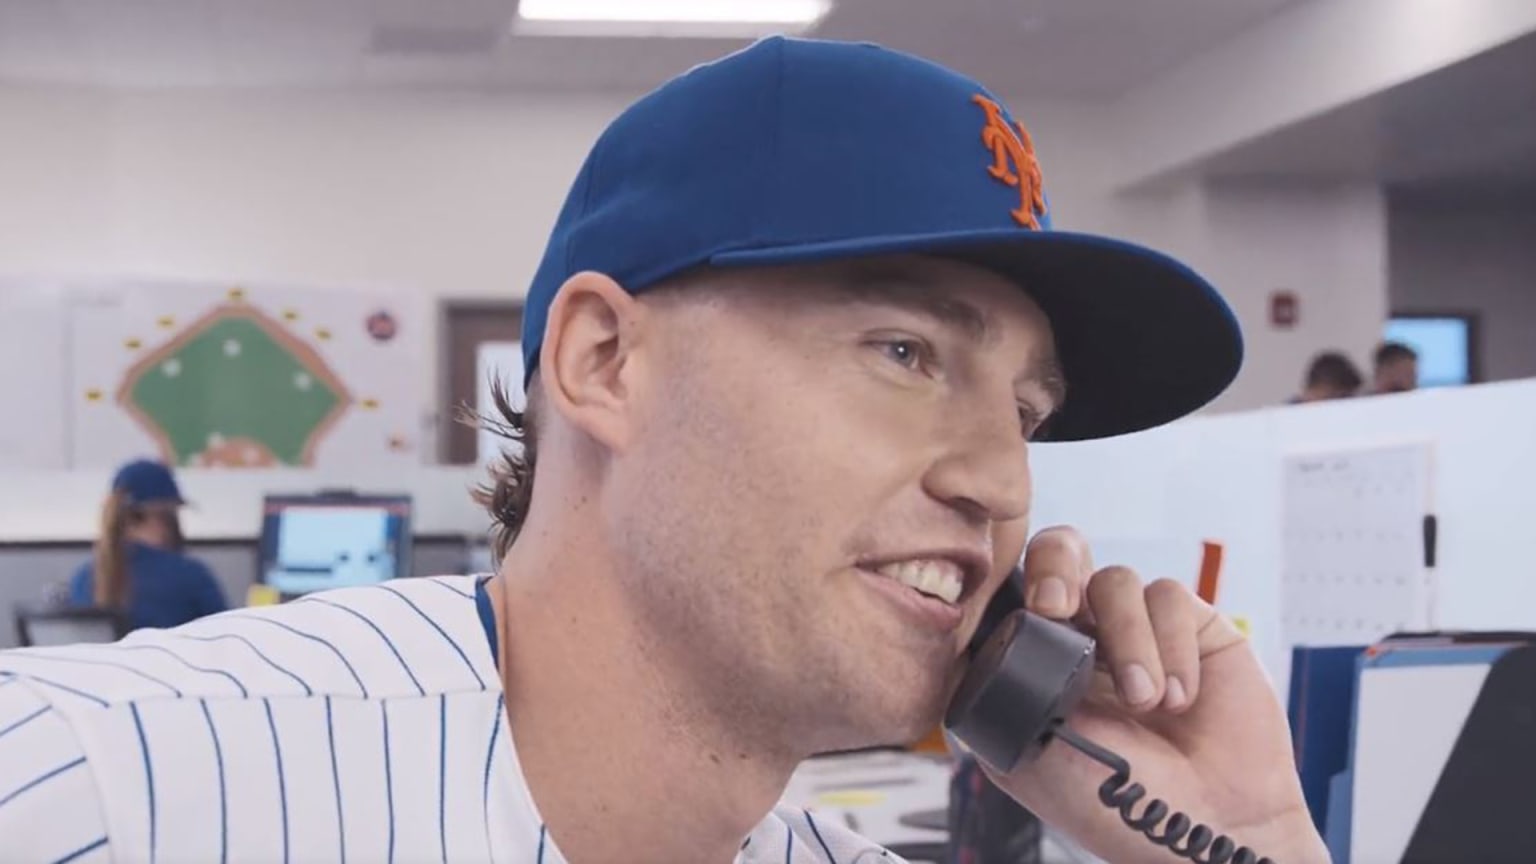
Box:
[942,569,1278,864]
[944,573,1096,770]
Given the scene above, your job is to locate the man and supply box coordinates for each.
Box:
[0,37,1326,863]
[1291,351,1363,403]
[1372,341,1419,394]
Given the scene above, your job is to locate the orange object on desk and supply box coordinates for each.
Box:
[912,724,949,755]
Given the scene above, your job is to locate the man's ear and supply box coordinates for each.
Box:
[538,271,648,453]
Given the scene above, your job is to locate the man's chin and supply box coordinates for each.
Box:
[875,681,956,748]
[892,654,969,737]
[810,642,968,752]
[804,687,949,755]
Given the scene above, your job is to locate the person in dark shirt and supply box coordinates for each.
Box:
[70,458,227,631]
[1372,340,1420,394]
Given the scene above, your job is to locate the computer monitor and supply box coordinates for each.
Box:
[258,492,413,596]
[1384,313,1479,388]
[16,607,127,648]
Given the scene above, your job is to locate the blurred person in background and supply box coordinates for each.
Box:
[1372,341,1419,394]
[1290,350,1363,403]
[70,458,227,631]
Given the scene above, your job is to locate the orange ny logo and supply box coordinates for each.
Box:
[972,94,1047,229]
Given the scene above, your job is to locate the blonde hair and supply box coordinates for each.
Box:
[92,490,132,609]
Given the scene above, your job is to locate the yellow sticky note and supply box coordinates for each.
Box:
[246,585,281,607]
[814,790,886,808]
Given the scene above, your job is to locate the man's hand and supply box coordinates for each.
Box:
[981,526,1330,864]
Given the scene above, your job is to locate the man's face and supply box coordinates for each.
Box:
[604,255,1061,754]
[1377,357,1418,393]
[1315,382,1355,401]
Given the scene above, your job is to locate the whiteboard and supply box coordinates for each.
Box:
[68,278,427,470]
[1281,442,1436,645]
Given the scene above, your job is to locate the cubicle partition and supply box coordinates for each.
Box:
[1024,376,1536,694]
[0,534,486,649]
[0,465,492,647]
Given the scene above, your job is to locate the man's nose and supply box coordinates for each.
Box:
[920,406,1032,525]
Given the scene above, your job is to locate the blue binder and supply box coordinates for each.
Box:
[1286,645,1365,838]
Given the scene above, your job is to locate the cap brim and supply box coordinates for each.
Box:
[710,228,1241,442]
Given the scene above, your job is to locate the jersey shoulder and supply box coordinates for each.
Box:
[0,576,506,864]
[0,675,112,862]
[738,804,907,863]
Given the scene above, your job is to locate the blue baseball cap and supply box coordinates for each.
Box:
[111,459,186,507]
[522,36,1241,441]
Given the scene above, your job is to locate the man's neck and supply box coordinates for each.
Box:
[490,526,800,864]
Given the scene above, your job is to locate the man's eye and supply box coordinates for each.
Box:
[879,339,928,370]
[1019,405,1051,441]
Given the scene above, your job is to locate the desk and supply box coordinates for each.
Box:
[0,536,476,648]
[782,749,1107,864]
[782,749,953,861]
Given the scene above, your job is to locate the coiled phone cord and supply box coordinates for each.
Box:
[1050,726,1277,864]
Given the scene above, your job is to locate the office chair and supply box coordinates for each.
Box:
[14,606,128,648]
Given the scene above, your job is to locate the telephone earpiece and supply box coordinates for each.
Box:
[944,568,1096,772]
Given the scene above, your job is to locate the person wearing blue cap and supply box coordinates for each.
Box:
[0,38,1327,864]
[68,458,227,632]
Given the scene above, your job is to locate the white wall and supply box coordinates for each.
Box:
[0,86,1118,299]
[0,87,113,275]
[1105,180,1390,410]
[1205,181,1389,409]
[1389,191,1536,382]
[48,86,628,298]
[0,82,1391,431]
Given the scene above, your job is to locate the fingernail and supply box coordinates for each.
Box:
[1032,577,1068,614]
[1164,675,1186,710]
[1120,664,1157,707]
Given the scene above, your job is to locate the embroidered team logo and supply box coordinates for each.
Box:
[972,94,1048,229]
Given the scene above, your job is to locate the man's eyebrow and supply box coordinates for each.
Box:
[830,269,991,341]
[823,265,1068,409]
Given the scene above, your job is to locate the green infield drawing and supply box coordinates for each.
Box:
[116,304,353,467]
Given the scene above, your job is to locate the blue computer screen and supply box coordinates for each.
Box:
[1384,317,1473,388]
[259,494,412,595]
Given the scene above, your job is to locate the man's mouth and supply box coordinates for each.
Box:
[854,550,987,634]
[870,559,964,605]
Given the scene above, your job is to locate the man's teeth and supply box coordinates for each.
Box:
[876,560,963,605]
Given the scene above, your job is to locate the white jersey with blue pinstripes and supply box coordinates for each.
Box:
[0,575,908,863]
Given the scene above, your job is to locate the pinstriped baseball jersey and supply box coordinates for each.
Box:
[0,575,908,863]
